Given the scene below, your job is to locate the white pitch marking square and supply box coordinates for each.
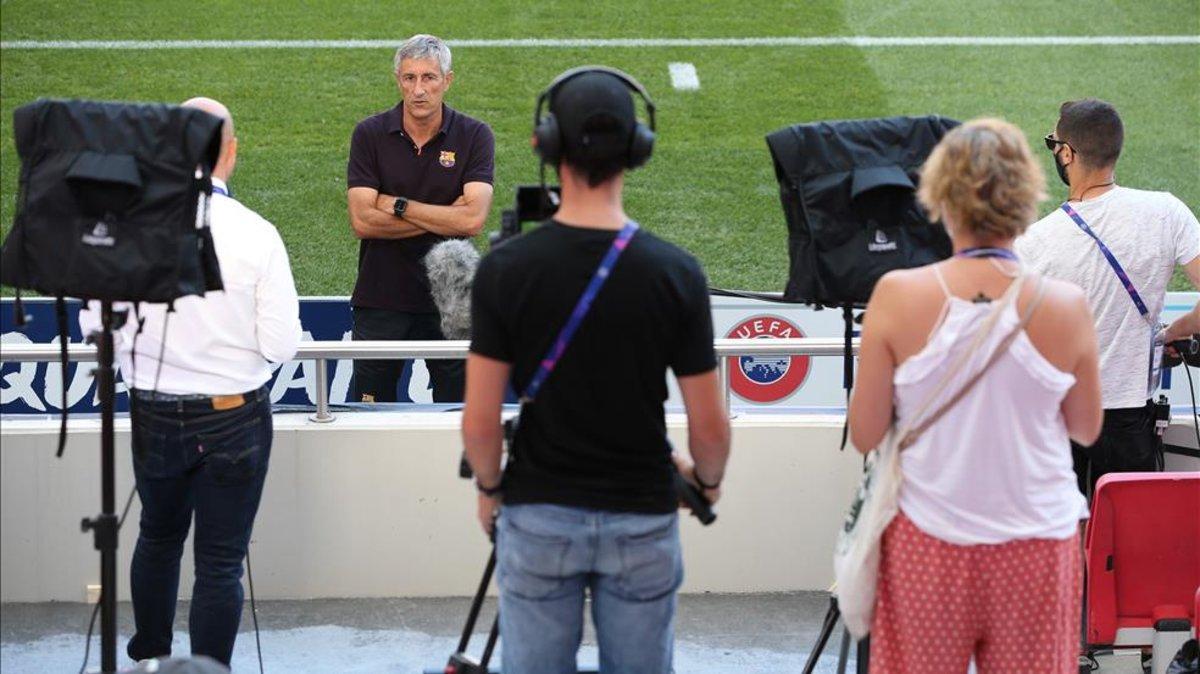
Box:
[668,62,700,90]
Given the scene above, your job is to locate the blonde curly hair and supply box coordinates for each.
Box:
[917,118,1046,241]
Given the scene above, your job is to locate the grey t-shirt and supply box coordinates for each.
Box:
[1016,186,1200,408]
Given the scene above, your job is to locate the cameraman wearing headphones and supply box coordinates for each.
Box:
[1017,98,1200,496]
[461,67,730,673]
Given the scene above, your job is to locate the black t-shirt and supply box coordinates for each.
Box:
[347,103,495,312]
[470,220,717,513]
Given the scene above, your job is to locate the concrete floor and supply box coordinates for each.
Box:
[1,592,858,673]
[1,594,1153,673]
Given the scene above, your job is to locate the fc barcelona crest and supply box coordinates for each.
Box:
[439,150,456,168]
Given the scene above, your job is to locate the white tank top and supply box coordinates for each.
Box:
[894,268,1088,545]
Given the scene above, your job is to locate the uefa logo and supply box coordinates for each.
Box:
[725,316,811,403]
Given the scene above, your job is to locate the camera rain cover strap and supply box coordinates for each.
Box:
[767,115,960,306]
[1,98,226,303]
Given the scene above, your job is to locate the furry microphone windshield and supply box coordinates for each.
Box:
[423,240,480,340]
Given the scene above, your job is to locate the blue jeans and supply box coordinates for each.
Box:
[125,386,272,666]
[496,504,683,674]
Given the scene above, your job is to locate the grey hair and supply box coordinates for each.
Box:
[394,34,452,75]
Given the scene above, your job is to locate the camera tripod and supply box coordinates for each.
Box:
[801,594,868,674]
[78,301,123,673]
[425,547,603,674]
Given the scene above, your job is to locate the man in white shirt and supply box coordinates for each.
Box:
[79,97,301,667]
[1016,98,1200,497]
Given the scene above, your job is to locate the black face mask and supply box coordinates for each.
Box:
[1053,152,1071,187]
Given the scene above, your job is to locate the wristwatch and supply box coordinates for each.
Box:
[393,196,409,218]
[475,478,503,497]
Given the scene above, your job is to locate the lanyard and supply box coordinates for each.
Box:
[1060,203,1151,321]
[1061,202,1164,396]
[957,247,1019,261]
[521,221,639,402]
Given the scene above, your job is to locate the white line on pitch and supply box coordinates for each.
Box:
[669,63,700,90]
[1,36,1198,50]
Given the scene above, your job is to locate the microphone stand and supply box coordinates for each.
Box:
[81,300,121,672]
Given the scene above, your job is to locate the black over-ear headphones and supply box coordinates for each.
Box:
[532,65,657,170]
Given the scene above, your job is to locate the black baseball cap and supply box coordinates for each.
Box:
[550,70,636,160]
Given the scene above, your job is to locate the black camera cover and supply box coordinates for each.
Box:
[1,99,225,302]
[767,115,960,306]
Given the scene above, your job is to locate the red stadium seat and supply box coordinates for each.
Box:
[1084,472,1200,649]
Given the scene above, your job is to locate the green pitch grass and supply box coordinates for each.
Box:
[2,1,1198,294]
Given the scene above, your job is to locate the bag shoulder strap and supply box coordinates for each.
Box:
[521,221,639,402]
[892,273,1023,440]
[898,275,1048,450]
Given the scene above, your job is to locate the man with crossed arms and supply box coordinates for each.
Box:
[346,33,495,403]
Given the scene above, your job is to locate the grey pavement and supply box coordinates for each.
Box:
[1,592,854,673]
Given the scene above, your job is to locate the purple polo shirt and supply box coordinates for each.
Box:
[347,103,495,312]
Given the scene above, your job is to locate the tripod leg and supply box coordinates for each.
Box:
[91,302,120,673]
[836,627,851,674]
[802,600,841,674]
[480,614,500,667]
[457,549,497,654]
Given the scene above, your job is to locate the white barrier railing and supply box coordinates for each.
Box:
[1,338,861,422]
